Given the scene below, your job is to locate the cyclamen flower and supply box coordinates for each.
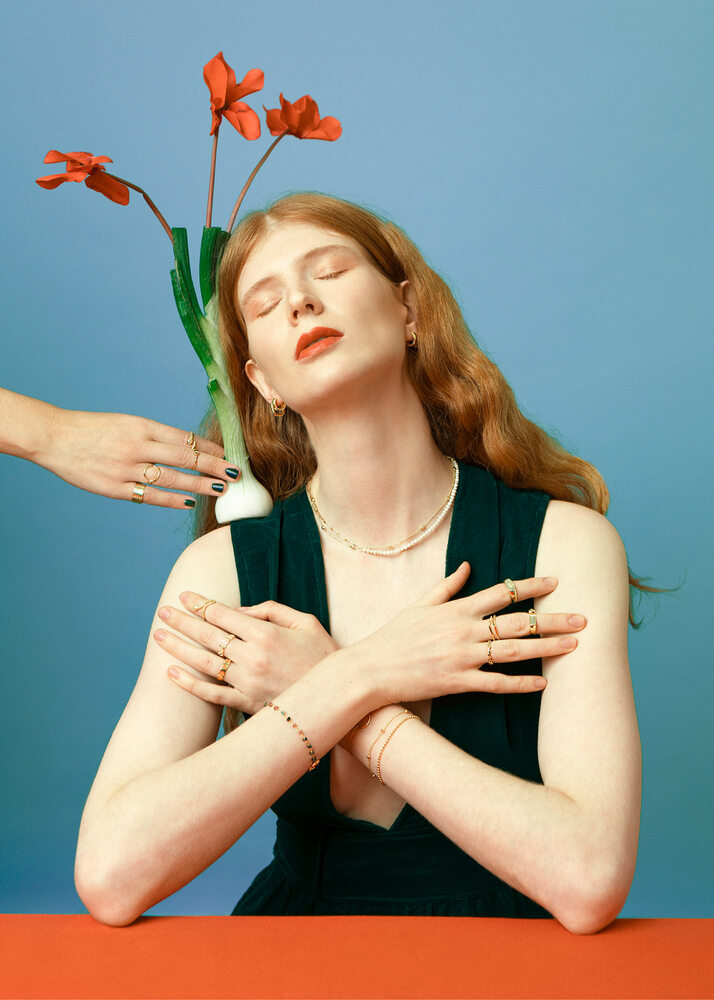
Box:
[264,93,341,141]
[36,151,130,205]
[203,52,264,138]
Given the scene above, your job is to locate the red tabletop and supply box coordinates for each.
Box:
[0,915,711,1000]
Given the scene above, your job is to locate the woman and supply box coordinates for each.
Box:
[75,193,642,932]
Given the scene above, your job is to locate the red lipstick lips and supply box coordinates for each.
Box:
[295,327,343,360]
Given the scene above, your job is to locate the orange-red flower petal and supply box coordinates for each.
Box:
[36,150,129,205]
[263,94,342,141]
[203,51,263,137]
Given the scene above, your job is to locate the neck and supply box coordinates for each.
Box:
[301,376,454,548]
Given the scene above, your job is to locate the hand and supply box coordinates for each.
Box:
[349,562,586,706]
[42,408,240,508]
[154,592,340,715]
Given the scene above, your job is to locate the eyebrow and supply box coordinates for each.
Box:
[240,244,357,309]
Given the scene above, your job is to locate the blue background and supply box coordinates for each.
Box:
[1,0,711,918]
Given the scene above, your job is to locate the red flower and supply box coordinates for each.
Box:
[264,93,342,141]
[36,150,130,205]
[203,52,263,138]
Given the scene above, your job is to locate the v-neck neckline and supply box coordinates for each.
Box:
[296,460,467,834]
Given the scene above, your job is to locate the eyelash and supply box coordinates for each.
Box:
[256,270,345,318]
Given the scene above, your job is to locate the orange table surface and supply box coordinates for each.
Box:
[0,915,712,1000]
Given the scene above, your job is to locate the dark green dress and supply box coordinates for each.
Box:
[229,460,553,917]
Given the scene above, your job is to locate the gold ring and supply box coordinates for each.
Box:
[504,578,518,603]
[186,431,196,448]
[217,658,231,682]
[528,608,537,635]
[193,599,216,621]
[488,614,501,640]
[131,482,146,504]
[143,463,161,484]
[216,634,236,658]
[191,449,200,471]
[487,639,494,666]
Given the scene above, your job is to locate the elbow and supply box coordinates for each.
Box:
[75,859,144,928]
[553,867,632,936]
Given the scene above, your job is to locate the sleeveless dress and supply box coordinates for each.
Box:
[229,460,553,917]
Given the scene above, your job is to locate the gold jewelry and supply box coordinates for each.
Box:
[487,639,494,665]
[342,713,372,754]
[366,709,410,776]
[216,658,231,682]
[488,614,501,640]
[264,701,320,771]
[143,463,161,484]
[194,599,216,621]
[307,457,459,557]
[376,714,418,785]
[186,431,196,448]
[407,329,418,349]
[528,608,537,635]
[216,634,236,658]
[270,397,286,416]
[504,578,518,603]
[131,482,146,503]
[191,449,200,471]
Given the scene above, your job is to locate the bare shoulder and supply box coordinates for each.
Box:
[537,500,626,578]
[164,524,240,607]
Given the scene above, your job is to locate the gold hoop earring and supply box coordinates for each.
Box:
[270,397,286,416]
[407,330,418,350]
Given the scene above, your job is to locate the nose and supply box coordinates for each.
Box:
[289,284,323,323]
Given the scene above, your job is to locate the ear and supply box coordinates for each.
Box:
[245,358,278,404]
[397,279,418,328]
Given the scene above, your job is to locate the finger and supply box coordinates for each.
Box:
[490,611,587,639]
[225,600,315,630]
[166,666,246,709]
[464,668,548,695]
[465,577,559,617]
[175,592,264,642]
[149,444,241,482]
[483,634,578,665]
[157,604,246,655]
[127,482,198,510]
[132,463,231,498]
[155,627,232,681]
[145,420,225,459]
[413,562,471,608]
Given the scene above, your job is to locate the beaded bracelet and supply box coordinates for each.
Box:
[376,714,419,784]
[264,701,320,772]
[365,708,410,776]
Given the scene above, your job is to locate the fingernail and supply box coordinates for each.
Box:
[168,668,179,679]
[535,677,547,688]
[158,608,170,621]
[225,467,240,479]
[212,482,224,493]
[569,615,585,627]
[155,629,166,640]
[184,499,196,507]
[560,636,577,649]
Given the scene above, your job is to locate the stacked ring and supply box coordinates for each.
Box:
[487,639,494,665]
[217,658,231,682]
[488,614,501,640]
[504,578,518,603]
[194,599,216,621]
[216,634,236,658]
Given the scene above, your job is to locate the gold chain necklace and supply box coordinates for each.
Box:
[306,457,459,557]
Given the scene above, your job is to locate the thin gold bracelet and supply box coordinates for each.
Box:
[365,708,410,775]
[376,714,419,784]
[263,701,320,772]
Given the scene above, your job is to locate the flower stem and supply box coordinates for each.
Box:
[108,174,173,242]
[226,133,287,232]
[206,130,220,229]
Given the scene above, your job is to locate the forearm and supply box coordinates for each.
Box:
[76,653,373,925]
[0,388,60,462]
[347,706,622,934]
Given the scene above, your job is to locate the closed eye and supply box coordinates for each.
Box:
[255,271,346,317]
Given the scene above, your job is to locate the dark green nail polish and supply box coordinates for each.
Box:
[212,482,224,493]
[184,499,196,507]
[225,467,239,479]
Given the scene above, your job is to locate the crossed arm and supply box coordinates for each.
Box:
[75,501,641,932]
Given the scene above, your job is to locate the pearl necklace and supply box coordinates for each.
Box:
[306,457,459,557]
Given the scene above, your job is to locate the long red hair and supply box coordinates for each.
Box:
[194,192,656,625]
